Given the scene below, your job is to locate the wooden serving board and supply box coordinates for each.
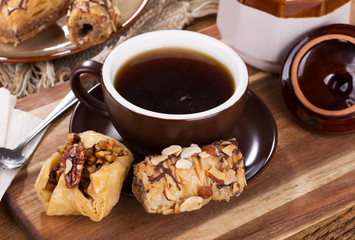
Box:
[4,25,355,240]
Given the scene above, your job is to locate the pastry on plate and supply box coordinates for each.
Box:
[35,130,134,221]
[67,0,121,47]
[0,0,70,45]
[132,139,247,215]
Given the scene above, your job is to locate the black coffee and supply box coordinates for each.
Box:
[114,47,235,114]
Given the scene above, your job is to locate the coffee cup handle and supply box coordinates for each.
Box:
[70,60,109,118]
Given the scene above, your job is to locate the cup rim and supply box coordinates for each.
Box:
[102,30,248,120]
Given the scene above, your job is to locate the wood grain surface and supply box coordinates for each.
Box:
[1,3,355,239]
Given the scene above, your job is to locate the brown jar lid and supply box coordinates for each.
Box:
[238,0,350,18]
[280,24,355,134]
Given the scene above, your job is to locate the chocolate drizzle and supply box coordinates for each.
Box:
[233,185,241,196]
[218,156,226,170]
[14,34,21,42]
[217,182,233,189]
[5,0,29,16]
[237,157,244,167]
[232,157,245,172]
[84,1,90,12]
[232,148,240,154]
[71,0,110,14]
[148,161,181,190]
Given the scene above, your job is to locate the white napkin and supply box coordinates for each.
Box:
[0,88,47,201]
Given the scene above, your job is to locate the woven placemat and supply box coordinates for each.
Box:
[0,0,218,97]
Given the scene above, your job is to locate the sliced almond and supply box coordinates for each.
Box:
[224,169,236,185]
[175,203,180,213]
[232,182,241,196]
[65,160,73,175]
[222,145,237,157]
[165,189,178,201]
[207,166,225,184]
[76,164,83,170]
[150,155,168,166]
[180,146,202,159]
[190,143,199,147]
[174,149,183,157]
[162,161,168,168]
[176,158,193,169]
[221,140,233,146]
[198,151,210,158]
[179,196,204,212]
[162,145,182,156]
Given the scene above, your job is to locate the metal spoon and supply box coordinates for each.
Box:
[0,90,77,169]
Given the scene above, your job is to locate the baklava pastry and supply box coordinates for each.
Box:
[67,0,121,47]
[132,139,247,215]
[0,0,70,44]
[35,130,134,221]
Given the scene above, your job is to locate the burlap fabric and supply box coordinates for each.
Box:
[0,0,218,97]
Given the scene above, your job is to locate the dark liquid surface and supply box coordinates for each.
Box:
[114,48,235,114]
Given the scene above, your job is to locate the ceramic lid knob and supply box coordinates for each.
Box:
[281,24,355,134]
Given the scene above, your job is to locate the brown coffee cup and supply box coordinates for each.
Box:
[70,30,249,154]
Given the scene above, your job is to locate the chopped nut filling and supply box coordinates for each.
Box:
[47,133,127,194]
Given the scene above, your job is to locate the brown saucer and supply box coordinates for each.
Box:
[281,24,355,134]
[69,84,277,192]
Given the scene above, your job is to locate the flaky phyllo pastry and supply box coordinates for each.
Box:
[132,139,247,215]
[67,0,121,47]
[0,0,70,44]
[0,0,121,46]
[35,130,133,221]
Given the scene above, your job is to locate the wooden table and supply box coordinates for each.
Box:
[1,4,355,239]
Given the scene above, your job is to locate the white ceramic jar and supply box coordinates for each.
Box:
[217,0,351,73]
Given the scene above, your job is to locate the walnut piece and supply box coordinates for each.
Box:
[63,142,86,189]
[51,133,128,193]
[66,133,81,144]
